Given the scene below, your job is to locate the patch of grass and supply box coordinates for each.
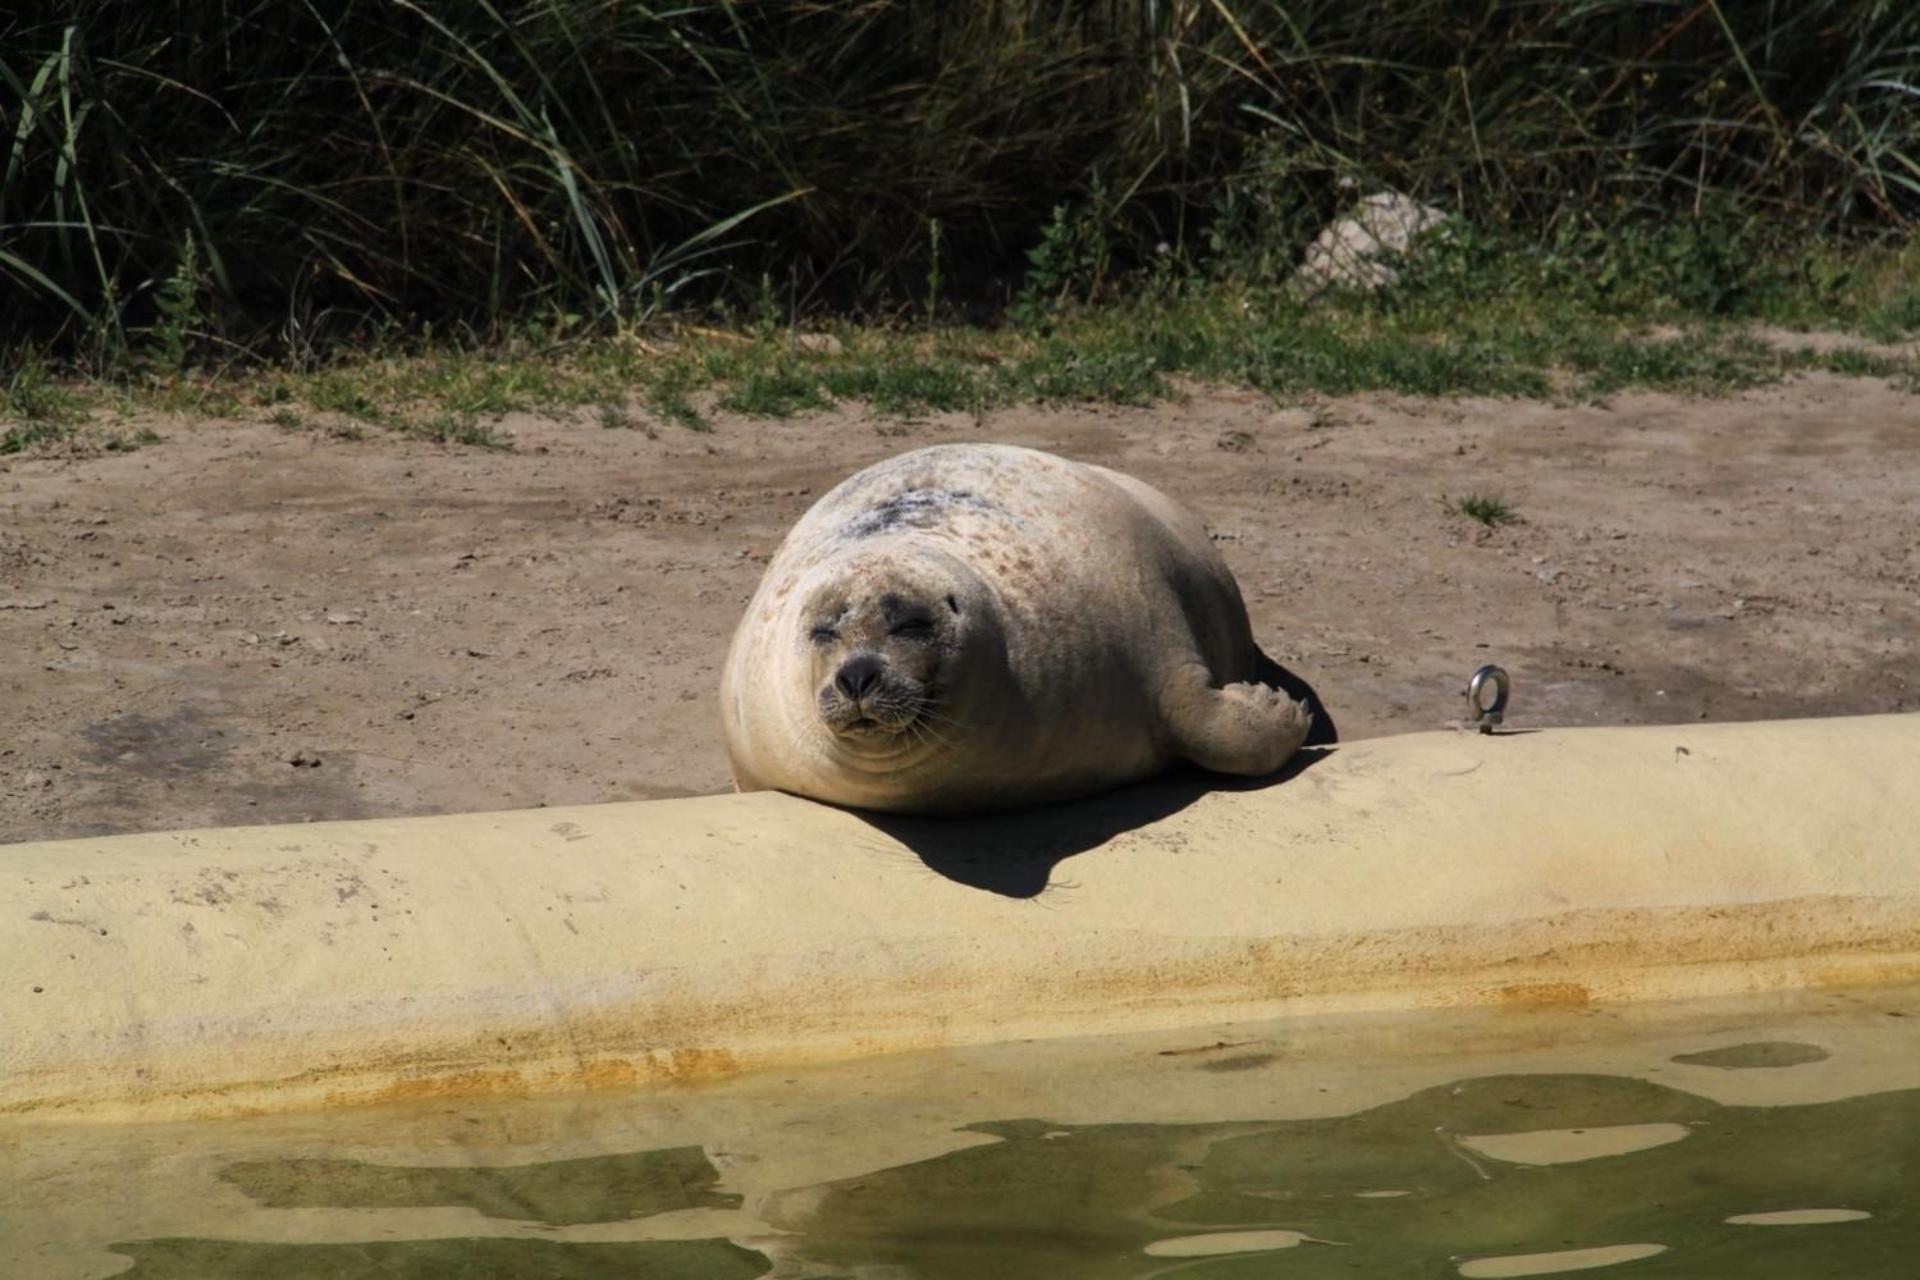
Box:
[819,358,984,416]
[303,374,389,424]
[11,226,1919,443]
[1803,347,1907,379]
[2,353,86,453]
[1451,493,1516,527]
[1861,291,1920,343]
[1566,336,1771,398]
[0,420,72,455]
[235,269,1916,429]
[639,359,710,431]
[5,353,86,425]
[144,380,245,419]
[409,413,509,450]
[102,427,162,452]
[414,356,573,418]
[714,358,832,418]
[1004,343,1166,405]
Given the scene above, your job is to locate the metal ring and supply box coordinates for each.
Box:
[1467,664,1509,732]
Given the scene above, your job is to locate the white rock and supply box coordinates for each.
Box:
[1293,191,1450,297]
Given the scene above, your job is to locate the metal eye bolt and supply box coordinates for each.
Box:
[1466,664,1510,734]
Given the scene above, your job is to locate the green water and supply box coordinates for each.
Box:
[110,1238,765,1280]
[1668,1041,1833,1070]
[785,1069,1916,1278]
[9,994,1920,1279]
[220,1146,738,1224]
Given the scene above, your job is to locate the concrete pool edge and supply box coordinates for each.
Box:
[3,713,1918,1121]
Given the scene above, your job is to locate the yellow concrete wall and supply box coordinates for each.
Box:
[4,715,1918,1121]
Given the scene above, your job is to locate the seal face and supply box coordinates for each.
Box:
[719,444,1311,812]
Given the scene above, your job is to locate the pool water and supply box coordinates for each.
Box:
[5,984,1917,1278]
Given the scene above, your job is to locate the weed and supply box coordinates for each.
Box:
[304,376,388,423]
[0,421,71,455]
[716,361,830,419]
[641,361,710,431]
[1864,291,1920,342]
[411,413,509,449]
[422,357,568,418]
[146,381,245,418]
[820,360,982,416]
[1451,493,1516,527]
[102,428,162,452]
[1566,335,1767,398]
[1005,345,1164,405]
[925,218,944,329]
[1011,200,1116,330]
[1810,348,1904,379]
[4,354,85,427]
[145,234,204,375]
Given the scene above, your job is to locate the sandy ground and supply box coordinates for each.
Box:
[2,373,1915,843]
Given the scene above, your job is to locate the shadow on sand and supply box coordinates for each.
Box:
[858,654,1337,899]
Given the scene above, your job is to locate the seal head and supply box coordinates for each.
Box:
[797,545,1000,769]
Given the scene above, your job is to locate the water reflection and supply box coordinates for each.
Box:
[7,990,1917,1279]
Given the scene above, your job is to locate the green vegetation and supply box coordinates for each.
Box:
[2,2,1917,445]
[3,247,1917,452]
[1452,493,1517,527]
[6,1,1919,352]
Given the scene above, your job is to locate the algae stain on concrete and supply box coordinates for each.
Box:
[770,1074,1920,1279]
[1670,1041,1831,1069]
[220,1144,739,1225]
[107,1237,768,1279]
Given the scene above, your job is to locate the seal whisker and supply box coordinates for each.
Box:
[907,717,959,754]
[912,705,966,730]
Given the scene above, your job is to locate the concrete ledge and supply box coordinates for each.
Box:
[4,714,1918,1121]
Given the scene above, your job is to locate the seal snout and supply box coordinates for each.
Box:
[834,654,885,701]
[792,555,972,757]
[818,650,924,742]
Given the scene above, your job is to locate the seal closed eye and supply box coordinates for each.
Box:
[719,443,1312,813]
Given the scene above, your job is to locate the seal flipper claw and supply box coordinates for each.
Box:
[1169,679,1312,777]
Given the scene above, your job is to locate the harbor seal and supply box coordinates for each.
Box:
[719,443,1312,812]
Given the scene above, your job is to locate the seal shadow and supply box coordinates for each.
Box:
[1252,649,1339,749]
[859,653,1336,899]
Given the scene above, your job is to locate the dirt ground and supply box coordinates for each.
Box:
[2,373,1915,844]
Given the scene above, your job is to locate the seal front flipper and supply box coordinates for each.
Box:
[1163,669,1313,777]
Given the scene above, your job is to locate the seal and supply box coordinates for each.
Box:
[719,443,1312,812]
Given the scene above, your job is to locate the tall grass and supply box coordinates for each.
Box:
[3,1,1917,363]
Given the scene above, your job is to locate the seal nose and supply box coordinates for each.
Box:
[835,654,884,701]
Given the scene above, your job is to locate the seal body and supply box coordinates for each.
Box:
[719,444,1310,812]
